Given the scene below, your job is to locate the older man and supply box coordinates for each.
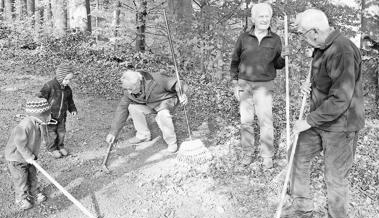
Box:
[106,70,188,153]
[281,9,364,218]
[230,2,288,169]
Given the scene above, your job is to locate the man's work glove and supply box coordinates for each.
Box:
[175,82,188,106]
[232,80,240,101]
[282,45,291,57]
[25,155,37,164]
[106,134,116,144]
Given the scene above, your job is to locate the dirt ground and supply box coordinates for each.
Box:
[1,61,378,218]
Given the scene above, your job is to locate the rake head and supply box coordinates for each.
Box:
[176,139,212,164]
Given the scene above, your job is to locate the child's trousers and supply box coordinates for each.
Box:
[8,161,38,201]
[47,118,66,151]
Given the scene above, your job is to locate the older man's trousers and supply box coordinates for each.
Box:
[289,128,358,218]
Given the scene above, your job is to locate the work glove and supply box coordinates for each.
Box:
[106,134,115,144]
[282,45,291,57]
[232,80,240,101]
[25,155,37,164]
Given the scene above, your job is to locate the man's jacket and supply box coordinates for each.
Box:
[230,27,285,82]
[110,71,180,137]
[5,116,43,162]
[39,78,77,121]
[307,30,365,132]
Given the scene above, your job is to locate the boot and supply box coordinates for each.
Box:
[263,157,274,169]
[127,136,151,144]
[34,193,47,204]
[16,198,33,210]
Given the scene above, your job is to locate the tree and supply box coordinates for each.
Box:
[43,0,53,30]
[0,0,5,20]
[34,0,43,33]
[26,0,35,26]
[112,1,121,37]
[4,0,15,21]
[168,0,193,32]
[135,0,147,51]
[68,0,91,32]
[52,0,66,36]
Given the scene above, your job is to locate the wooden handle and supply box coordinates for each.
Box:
[31,160,97,218]
[275,62,312,218]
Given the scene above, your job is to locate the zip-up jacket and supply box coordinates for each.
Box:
[307,30,365,131]
[110,71,181,138]
[5,116,43,162]
[230,27,285,82]
[39,78,77,121]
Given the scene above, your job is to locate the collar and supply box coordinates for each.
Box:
[53,78,66,89]
[27,115,45,125]
[319,28,340,50]
[248,26,273,37]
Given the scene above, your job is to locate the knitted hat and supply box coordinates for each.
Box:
[56,63,74,83]
[25,98,51,114]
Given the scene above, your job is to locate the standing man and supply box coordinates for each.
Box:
[281,9,364,218]
[230,2,288,169]
[105,70,188,153]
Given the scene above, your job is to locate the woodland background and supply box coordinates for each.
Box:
[0,0,378,217]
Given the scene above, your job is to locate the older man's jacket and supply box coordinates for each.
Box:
[110,71,180,137]
[307,30,365,132]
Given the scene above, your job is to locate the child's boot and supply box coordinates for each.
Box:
[16,198,33,210]
[34,193,47,204]
[59,148,69,156]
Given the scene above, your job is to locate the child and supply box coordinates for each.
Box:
[5,98,50,210]
[39,63,77,158]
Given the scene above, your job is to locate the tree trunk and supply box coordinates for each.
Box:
[135,0,147,52]
[112,1,120,37]
[34,0,43,34]
[0,0,5,20]
[15,0,27,20]
[44,0,53,29]
[68,0,90,32]
[167,0,192,33]
[52,0,66,37]
[361,0,379,116]
[4,0,15,21]
[26,0,35,26]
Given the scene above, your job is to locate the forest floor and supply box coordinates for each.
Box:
[0,60,378,218]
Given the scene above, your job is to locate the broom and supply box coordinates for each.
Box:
[274,62,312,218]
[163,10,212,164]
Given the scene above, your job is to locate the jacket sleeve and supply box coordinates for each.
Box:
[14,126,35,161]
[273,39,285,69]
[230,34,243,81]
[39,83,51,100]
[67,87,77,113]
[306,52,357,127]
[110,92,131,138]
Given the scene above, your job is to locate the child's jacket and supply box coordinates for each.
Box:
[5,116,44,162]
[39,78,77,121]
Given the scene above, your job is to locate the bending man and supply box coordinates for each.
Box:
[106,70,188,153]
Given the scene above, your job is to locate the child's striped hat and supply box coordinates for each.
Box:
[56,63,73,83]
[25,98,51,114]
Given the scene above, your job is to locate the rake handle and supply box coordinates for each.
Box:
[163,9,192,140]
[31,160,97,218]
[275,63,312,218]
[102,141,114,168]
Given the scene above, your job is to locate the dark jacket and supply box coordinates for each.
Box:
[110,71,180,137]
[5,116,43,162]
[230,27,285,82]
[39,78,77,121]
[307,30,364,132]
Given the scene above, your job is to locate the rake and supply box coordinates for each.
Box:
[163,10,212,164]
[274,62,312,218]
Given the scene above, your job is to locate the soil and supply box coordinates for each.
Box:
[0,60,378,218]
